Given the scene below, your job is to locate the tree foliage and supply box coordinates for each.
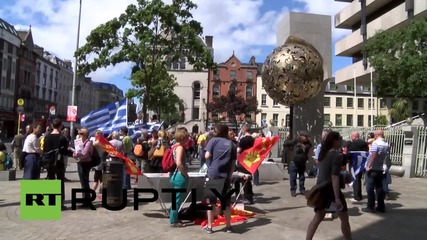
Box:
[75,0,214,123]
[208,90,261,122]
[363,19,427,99]
[374,115,388,126]
[390,98,410,123]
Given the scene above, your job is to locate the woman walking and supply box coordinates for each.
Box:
[306,131,352,240]
[168,129,189,227]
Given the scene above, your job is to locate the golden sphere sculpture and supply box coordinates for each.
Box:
[261,36,324,106]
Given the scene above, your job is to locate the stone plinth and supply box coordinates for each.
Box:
[0,170,16,181]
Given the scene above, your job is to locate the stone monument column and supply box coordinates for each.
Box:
[276,12,332,141]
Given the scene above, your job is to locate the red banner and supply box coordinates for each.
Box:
[237,136,280,174]
[95,135,142,176]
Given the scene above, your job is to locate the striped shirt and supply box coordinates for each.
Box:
[367,138,390,171]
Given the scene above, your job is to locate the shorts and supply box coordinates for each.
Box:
[94,170,102,183]
[204,177,232,206]
[314,184,348,212]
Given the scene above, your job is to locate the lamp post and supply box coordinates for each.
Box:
[70,0,83,140]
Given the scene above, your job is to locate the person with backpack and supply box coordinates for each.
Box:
[42,118,68,210]
[133,137,150,182]
[167,129,189,228]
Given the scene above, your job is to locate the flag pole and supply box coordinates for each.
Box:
[70,0,82,140]
[353,66,357,128]
[370,67,374,127]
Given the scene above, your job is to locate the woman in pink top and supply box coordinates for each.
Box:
[70,128,93,208]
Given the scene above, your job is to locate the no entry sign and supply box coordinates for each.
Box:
[67,106,78,122]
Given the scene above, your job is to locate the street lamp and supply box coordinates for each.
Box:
[70,0,83,140]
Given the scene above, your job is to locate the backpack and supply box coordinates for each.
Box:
[162,143,179,172]
[83,140,101,168]
[134,144,144,157]
[4,153,13,170]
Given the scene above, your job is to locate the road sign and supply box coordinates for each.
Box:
[20,114,25,122]
[67,106,77,122]
[49,106,56,115]
[17,99,24,106]
[16,106,24,113]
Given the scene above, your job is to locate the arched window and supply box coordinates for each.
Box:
[213,83,220,97]
[245,84,253,98]
[229,82,237,93]
[193,81,201,99]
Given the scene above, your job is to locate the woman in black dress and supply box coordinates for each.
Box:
[306,131,352,240]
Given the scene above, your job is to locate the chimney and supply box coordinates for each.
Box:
[250,56,256,65]
[205,36,213,48]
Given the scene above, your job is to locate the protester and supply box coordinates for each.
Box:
[168,129,189,228]
[346,132,369,203]
[235,124,256,204]
[43,118,68,210]
[22,124,42,179]
[121,127,133,190]
[203,124,237,234]
[0,142,7,171]
[70,128,93,208]
[62,128,72,181]
[11,129,25,170]
[92,130,106,199]
[306,131,351,240]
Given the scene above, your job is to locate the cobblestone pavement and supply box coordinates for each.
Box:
[0,160,426,240]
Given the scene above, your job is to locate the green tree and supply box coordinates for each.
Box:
[75,0,214,123]
[390,98,410,123]
[374,115,388,126]
[363,19,427,99]
[208,90,261,129]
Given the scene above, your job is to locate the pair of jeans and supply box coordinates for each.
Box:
[199,150,206,169]
[253,169,259,185]
[47,162,65,202]
[123,165,131,189]
[365,170,385,211]
[383,172,390,194]
[169,172,188,224]
[352,172,363,201]
[23,154,41,179]
[289,161,305,193]
[77,163,92,200]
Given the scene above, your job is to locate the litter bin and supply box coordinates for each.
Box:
[103,158,124,207]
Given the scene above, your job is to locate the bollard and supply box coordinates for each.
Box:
[389,166,405,177]
[103,158,124,207]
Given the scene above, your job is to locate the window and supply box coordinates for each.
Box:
[324,114,331,126]
[193,82,201,99]
[357,115,364,127]
[363,86,370,92]
[245,85,253,98]
[412,100,419,111]
[261,113,267,121]
[285,114,290,127]
[229,83,237,92]
[230,70,236,79]
[261,94,267,106]
[380,99,386,109]
[368,99,375,109]
[335,114,342,126]
[273,114,279,126]
[329,81,337,90]
[347,98,353,108]
[212,83,220,97]
[273,100,279,106]
[346,85,354,91]
[192,107,199,120]
[179,58,186,70]
[246,71,253,79]
[368,115,372,127]
[324,97,330,107]
[358,98,364,108]
[347,114,353,126]
[336,97,342,107]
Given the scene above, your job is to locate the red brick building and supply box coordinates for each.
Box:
[208,53,258,122]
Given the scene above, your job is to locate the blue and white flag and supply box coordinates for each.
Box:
[81,99,128,135]
[349,151,369,186]
[129,122,163,142]
[261,119,267,128]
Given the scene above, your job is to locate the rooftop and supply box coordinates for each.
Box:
[0,18,20,39]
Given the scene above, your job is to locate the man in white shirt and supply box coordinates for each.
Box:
[22,125,42,179]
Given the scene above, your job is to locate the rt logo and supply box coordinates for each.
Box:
[20,180,62,220]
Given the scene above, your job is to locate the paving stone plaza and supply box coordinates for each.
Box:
[0,160,426,240]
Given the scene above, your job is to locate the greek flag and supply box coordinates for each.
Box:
[261,119,267,128]
[81,99,128,135]
[349,151,369,186]
[129,122,163,141]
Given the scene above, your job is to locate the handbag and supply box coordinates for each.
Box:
[153,145,165,158]
[40,149,62,169]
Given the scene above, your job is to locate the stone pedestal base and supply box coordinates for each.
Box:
[259,162,285,181]
[0,170,16,181]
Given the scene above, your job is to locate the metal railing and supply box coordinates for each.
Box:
[415,127,427,177]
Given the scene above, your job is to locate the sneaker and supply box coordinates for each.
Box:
[291,192,297,197]
[204,226,213,234]
[225,226,233,233]
[324,213,333,219]
[349,198,360,203]
[361,207,375,213]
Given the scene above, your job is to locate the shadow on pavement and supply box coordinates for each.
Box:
[333,203,426,240]
[254,196,281,204]
[231,217,272,234]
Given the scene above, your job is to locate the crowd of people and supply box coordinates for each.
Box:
[1,116,393,238]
